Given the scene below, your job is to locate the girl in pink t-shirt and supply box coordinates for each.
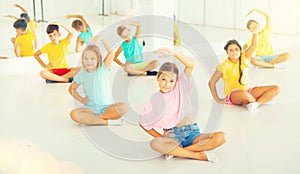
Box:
[139,47,225,162]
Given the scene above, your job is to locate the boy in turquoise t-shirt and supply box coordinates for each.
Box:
[114,22,158,76]
[66,14,93,52]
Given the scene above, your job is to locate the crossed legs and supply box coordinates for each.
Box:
[150,132,226,161]
[70,102,128,125]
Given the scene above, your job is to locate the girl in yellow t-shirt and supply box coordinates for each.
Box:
[208,31,279,111]
[243,9,290,68]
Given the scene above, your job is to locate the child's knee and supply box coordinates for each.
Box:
[118,102,128,115]
[242,92,256,104]
[152,60,159,67]
[150,138,161,151]
[272,85,280,95]
[70,110,79,123]
[214,132,226,145]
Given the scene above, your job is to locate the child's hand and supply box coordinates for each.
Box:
[163,130,175,137]
[81,97,89,104]
[45,63,53,69]
[13,4,21,8]
[154,47,176,58]
[217,98,227,104]
[246,9,256,16]
[4,15,13,18]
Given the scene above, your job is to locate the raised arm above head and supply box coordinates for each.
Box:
[66,14,90,28]
[245,30,258,58]
[129,22,141,38]
[154,47,194,78]
[247,9,270,26]
[13,4,28,14]
[51,22,74,42]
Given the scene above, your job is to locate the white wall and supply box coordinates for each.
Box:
[1,0,299,35]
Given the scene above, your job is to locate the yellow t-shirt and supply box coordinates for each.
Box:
[217,51,250,96]
[40,38,70,69]
[247,25,274,56]
[15,33,35,57]
[26,19,37,41]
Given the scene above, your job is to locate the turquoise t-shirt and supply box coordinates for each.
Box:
[78,27,93,45]
[121,36,144,64]
[74,63,113,108]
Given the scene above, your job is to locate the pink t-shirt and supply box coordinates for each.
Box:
[139,73,195,130]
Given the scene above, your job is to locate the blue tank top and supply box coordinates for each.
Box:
[78,27,93,45]
[121,36,144,64]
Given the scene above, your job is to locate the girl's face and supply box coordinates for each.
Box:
[248,22,259,33]
[157,71,177,93]
[83,50,98,71]
[226,44,241,62]
[120,28,131,40]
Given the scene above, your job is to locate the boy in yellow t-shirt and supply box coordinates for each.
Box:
[5,4,38,48]
[243,9,290,68]
[13,19,34,57]
[34,22,80,83]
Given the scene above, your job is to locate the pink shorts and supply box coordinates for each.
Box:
[226,87,255,105]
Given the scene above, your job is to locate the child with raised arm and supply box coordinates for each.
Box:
[5,3,38,48]
[208,29,280,111]
[244,9,290,68]
[66,14,93,52]
[12,19,34,57]
[139,48,225,162]
[34,22,79,83]
[69,39,128,125]
[114,22,158,76]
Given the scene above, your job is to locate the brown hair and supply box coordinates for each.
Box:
[117,25,126,36]
[224,39,244,85]
[81,44,102,69]
[247,20,258,29]
[72,20,83,30]
[157,62,179,79]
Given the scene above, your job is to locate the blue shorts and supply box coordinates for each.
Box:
[83,104,109,115]
[165,123,201,148]
[257,54,279,62]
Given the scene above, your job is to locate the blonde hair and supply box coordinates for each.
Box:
[247,20,258,29]
[81,44,102,69]
[157,62,179,79]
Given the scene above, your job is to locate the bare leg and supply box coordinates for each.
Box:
[250,85,280,106]
[140,60,159,72]
[98,102,128,120]
[184,132,226,152]
[123,64,146,75]
[150,137,209,161]
[250,58,274,68]
[70,108,108,125]
[69,102,128,125]
[230,90,256,105]
[40,70,69,82]
[62,67,81,79]
[269,52,290,64]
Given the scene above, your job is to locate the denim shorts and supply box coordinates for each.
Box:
[257,54,279,62]
[165,123,201,148]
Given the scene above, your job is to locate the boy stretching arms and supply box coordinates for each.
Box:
[13,18,34,57]
[114,22,158,76]
[34,22,79,83]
